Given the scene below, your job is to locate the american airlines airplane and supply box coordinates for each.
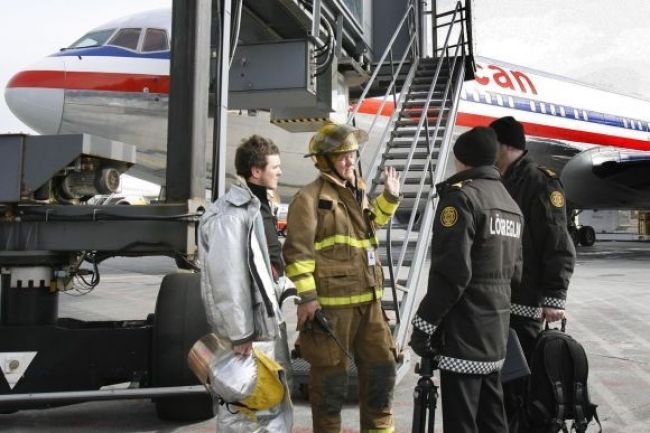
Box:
[5,8,650,214]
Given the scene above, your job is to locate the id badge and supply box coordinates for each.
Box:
[366,248,376,266]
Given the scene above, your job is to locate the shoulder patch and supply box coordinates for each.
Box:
[451,179,473,189]
[550,190,565,208]
[440,206,458,227]
[538,166,558,179]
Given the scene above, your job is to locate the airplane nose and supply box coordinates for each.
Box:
[4,57,65,134]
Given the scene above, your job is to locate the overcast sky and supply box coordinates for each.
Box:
[1,0,649,134]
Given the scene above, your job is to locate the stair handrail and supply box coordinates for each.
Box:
[347,1,416,132]
[391,2,466,280]
[358,30,418,160]
[393,5,470,352]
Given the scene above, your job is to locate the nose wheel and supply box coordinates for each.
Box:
[578,225,596,246]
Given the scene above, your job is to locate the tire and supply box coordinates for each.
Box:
[151,272,214,421]
[578,226,596,247]
[568,226,579,246]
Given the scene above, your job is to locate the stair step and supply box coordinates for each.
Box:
[400,190,436,200]
[387,140,441,151]
[389,136,444,146]
[391,126,447,138]
[400,106,449,115]
[383,150,434,161]
[402,100,445,109]
[407,90,448,99]
[395,117,449,127]
[409,83,448,92]
[381,163,428,171]
[373,175,433,186]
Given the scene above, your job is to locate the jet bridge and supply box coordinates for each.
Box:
[0,0,475,422]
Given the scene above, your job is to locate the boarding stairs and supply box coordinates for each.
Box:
[352,0,474,383]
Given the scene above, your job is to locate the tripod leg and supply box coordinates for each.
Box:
[412,379,429,433]
[427,382,438,433]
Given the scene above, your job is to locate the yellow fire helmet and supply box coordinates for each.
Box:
[240,348,285,411]
[188,335,285,417]
[305,122,369,171]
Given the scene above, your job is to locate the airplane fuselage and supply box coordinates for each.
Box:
[5,8,650,207]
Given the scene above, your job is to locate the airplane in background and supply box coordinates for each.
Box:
[5,8,650,243]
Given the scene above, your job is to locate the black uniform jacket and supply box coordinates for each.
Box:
[413,166,523,375]
[502,153,576,319]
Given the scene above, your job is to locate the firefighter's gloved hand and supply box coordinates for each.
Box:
[409,327,435,358]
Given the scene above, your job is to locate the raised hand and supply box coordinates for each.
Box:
[383,166,401,197]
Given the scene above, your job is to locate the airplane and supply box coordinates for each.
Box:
[5,8,650,241]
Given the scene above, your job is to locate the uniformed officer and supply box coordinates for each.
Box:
[489,116,576,432]
[283,122,400,433]
[410,126,523,433]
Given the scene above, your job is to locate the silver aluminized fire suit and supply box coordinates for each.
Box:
[199,181,293,433]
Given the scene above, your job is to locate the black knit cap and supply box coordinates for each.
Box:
[489,116,526,149]
[453,127,497,167]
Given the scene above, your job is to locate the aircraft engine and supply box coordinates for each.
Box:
[561,147,650,209]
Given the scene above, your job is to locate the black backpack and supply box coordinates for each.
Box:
[526,319,602,433]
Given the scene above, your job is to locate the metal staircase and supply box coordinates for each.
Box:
[349,0,474,382]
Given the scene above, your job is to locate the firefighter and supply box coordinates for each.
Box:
[283,122,400,433]
[410,127,523,433]
[489,116,576,432]
[199,135,293,433]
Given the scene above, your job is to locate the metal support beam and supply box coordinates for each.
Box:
[0,386,207,405]
[210,0,232,200]
[166,0,212,203]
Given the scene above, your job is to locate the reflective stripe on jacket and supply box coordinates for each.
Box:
[283,173,399,306]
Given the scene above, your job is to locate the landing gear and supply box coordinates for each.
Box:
[578,225,596,247]
[567,208,596,246]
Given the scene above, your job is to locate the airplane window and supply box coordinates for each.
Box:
[623,118,628,128]
[529,101,536,112]
[603,114,618,127]
[550,104,556,115]
[508,96,515,108]
[514,97,529,111]
[472,90,480,102]
[559,106,566,117]
[582,111,588,121]
[539,102,546,114]
[484,93,492,104]
[69,29,115,49]
[109,28,142,50]
[496,94,503,106]
[573,109,580,119]
[142,28,168,52]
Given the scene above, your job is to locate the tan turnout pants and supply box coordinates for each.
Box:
[298,299,396,433]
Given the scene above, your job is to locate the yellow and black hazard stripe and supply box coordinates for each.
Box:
[271,117,330,125]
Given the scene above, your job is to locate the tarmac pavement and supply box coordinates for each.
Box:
[1,241,650,432]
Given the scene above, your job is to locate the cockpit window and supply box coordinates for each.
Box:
[142,28,168,52]
[108,28,142,50]
[69,29,116,49]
